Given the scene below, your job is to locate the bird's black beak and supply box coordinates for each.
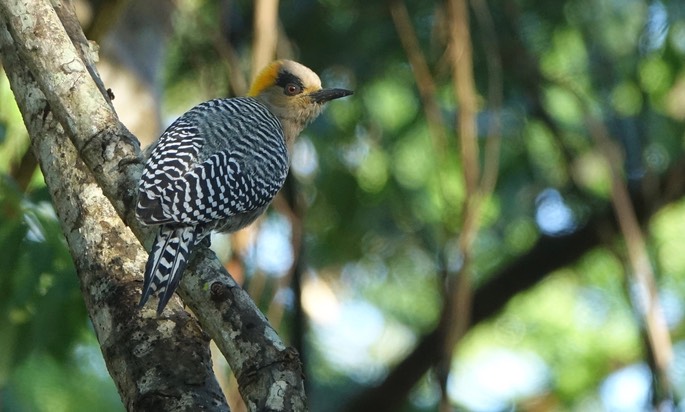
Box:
[309,88,354,104]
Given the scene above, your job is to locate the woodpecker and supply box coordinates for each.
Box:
[136,60,353,314]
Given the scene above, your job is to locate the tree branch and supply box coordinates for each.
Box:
[437,0,482,409]
[251,0,280,77]
[388,0,448,153]
[0,0,306,409]
[588,117,674,405]
[0,17,228,411]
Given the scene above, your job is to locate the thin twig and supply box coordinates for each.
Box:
[449,0,479,196]
[266,193,304,330]
[388,0,448,153]
[389,1,503,408]
[471,0,502,195]
[438,0,480,409]
[588,117,674,406]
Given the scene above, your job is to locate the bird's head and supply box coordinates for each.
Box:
[248,60,353,143]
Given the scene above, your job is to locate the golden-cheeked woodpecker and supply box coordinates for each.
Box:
[136,60,353,314]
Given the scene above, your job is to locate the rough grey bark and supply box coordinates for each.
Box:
[0,0,307,410]
[0,8,229,412]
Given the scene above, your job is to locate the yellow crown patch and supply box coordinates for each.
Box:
[248,60,283,97]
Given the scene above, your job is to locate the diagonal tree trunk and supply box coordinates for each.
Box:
[0,17,229,412]
[0,0,307,410]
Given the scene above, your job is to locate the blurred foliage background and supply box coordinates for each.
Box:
[2,0,685,410]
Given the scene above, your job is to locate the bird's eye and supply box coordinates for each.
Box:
[284,83,302,96]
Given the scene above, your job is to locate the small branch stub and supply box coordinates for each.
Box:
[210,281,231,302]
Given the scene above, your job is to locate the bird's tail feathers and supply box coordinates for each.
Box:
[139,225,197,315]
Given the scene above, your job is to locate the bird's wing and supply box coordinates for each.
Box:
[136,116,204,224]
[136,98,288,226]
[137,148,287,226]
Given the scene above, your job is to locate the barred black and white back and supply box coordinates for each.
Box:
[136,98,289,314]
